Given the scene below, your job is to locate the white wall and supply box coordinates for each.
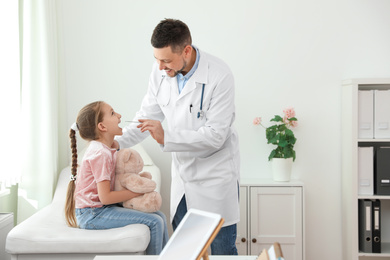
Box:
[56,0,390,259]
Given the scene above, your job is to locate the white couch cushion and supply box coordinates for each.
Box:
[6,207,150,254]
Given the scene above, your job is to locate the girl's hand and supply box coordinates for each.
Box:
[97,180,142,205]
[111,140,120,150]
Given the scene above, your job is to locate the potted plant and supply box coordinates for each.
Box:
[253,107,298,181]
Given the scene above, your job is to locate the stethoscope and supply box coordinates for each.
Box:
[197,83,205,119]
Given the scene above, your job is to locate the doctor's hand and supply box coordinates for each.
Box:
[138,119,165,145]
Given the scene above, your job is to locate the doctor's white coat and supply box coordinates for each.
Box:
[117,49,240,227]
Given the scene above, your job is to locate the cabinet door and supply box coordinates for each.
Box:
[250,186,302,260]
[236,186,248,255]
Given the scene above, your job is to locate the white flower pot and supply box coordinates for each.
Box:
[271,158,293,182]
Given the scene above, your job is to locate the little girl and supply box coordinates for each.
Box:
[64,101,168,255]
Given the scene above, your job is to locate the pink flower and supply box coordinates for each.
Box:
[253,117,262,125]
[283,107,298,127]
[283,107,295,119]
[289,120,298,128]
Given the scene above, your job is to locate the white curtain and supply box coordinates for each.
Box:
[0,1,21,192]
[16,0,60,223]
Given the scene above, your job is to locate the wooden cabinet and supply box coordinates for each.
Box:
[237,186,249,254]
[236,180,304,260]
[341,78,390,260]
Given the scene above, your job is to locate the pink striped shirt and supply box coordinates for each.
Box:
[75,141,117,209]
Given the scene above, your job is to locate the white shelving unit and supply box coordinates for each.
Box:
[342,78,390,260]
[236,179,305,260]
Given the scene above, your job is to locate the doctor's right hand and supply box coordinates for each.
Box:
[138,119,165,145]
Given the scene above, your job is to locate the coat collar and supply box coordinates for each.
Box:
[164,49,208,98]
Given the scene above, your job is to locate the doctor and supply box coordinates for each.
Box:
[114,18,240,255]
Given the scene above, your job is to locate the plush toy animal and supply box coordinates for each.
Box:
[114,148,162,212]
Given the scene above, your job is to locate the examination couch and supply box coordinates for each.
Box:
[5,144,161,260]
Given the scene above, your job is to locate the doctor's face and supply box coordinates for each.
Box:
[153,46,188,77]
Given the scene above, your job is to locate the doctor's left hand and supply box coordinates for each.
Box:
[138,119,164,145]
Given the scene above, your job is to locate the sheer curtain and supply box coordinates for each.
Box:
[1,0,61,223]
[0,0,21,192]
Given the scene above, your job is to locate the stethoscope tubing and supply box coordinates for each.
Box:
[197,83,205,119]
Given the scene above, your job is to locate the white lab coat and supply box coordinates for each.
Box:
[117,49,240,226]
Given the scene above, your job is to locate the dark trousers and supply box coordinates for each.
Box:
[172,195,238,255]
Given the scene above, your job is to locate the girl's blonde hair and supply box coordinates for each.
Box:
[65,101,105,227]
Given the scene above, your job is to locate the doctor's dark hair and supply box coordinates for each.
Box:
[65,101,105,228]
[151,18,192,53]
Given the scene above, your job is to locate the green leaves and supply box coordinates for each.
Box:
[270,115,283,123]
[254,109,298,162]
[265,119,297,161]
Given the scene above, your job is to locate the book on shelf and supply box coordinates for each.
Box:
[358,90,374,139]
[358,199,381,253]
[372,199,381,253]
[358,146,374,195]
[374,90,390,139]
[375,147,390,195]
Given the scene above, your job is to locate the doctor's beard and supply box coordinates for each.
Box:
[165,60,187,78]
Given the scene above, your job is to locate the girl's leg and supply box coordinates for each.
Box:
[152,210,169,246]
[76,205,167,255]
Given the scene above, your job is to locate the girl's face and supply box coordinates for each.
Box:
[100,102,122,136]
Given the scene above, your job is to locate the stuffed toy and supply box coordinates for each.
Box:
[114,148,162,213]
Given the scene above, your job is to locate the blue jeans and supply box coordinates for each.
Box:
[76,204,169,255]
[172,196,238,255]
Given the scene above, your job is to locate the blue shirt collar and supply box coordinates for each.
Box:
[177,45,200,81]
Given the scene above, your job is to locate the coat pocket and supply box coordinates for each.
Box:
[180,148,233,186]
